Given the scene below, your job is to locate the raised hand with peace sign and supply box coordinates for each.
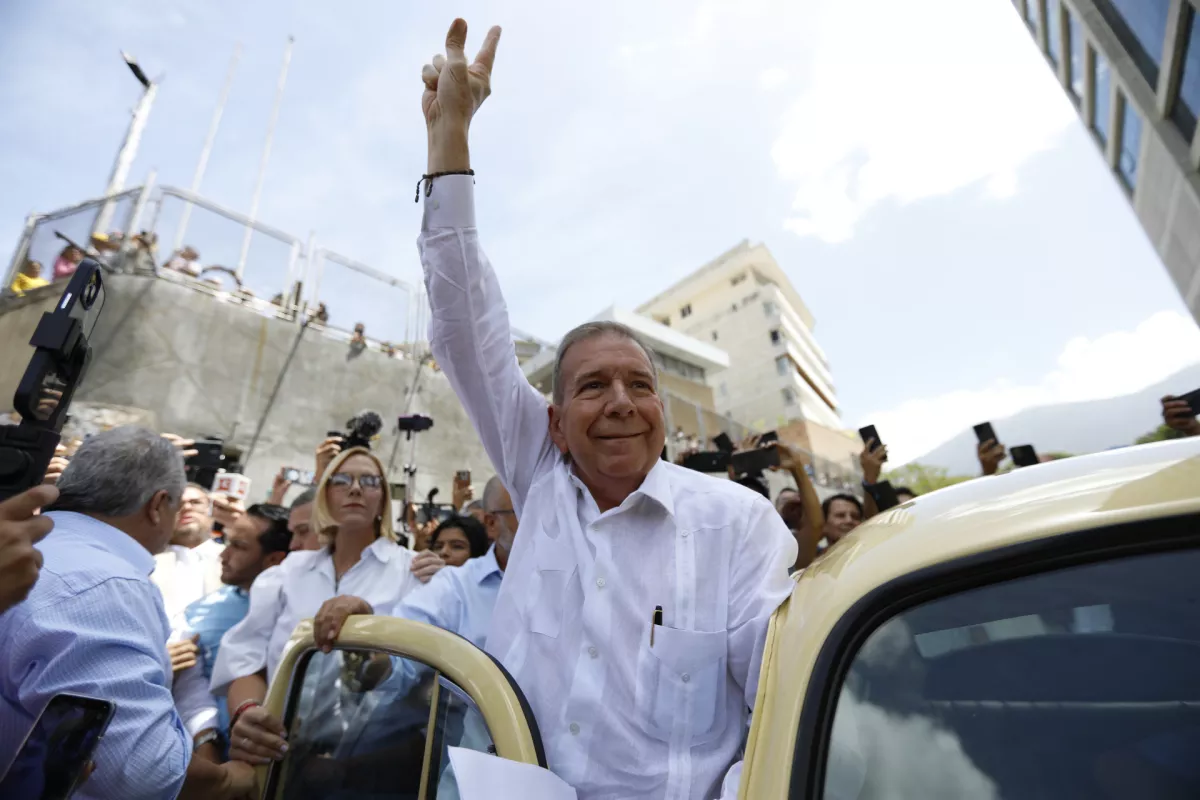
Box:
[420,19,502,173]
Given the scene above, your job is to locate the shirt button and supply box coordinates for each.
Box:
[588,646,598,659]
[596,577,606,589]
[681,673,691,683]
[681,530,690,538]
[569,722,580,735]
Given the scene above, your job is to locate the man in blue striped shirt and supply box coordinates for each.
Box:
[0,427,254,799]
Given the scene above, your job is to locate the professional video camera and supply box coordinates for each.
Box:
[0,256,105,501]
[329,410,384,451]
[680,431,780,499]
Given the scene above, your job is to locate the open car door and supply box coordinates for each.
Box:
[257,616,546,799]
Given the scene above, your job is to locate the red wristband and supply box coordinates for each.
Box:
[231,700,262,728]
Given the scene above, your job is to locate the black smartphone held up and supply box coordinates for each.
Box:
[712,432,735,453]
[681,451,731,474]
[730,445,781,476]
[0,693,115,800]
[973,422,998,444]
[184,438,224,490]
[858,425,886,460]
[1176,387,1200,417]
[1011,444,1040,468]
[756,430,779,446]
[866,480,901,512]
[456,470,471,483]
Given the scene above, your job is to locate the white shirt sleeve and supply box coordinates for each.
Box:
[172,637,219,738]
[417,176,558,516]
[208,567,284,696]
[718,495,798,798]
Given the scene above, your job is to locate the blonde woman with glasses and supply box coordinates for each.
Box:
[212,446,444,765]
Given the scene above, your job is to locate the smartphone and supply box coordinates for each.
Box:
[681,451,731,473]
[1176,387,1200,416]
[0,693,115,800]
[757,430,779,446]
[713,432,735,453]
[858,425,886,460]
[867,480,901,512]
[456,470,471,483]
[1011,444,1040,468]
[730,446,781,476]
[973,422,997,444]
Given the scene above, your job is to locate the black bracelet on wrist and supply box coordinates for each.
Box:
[415,169,475,202]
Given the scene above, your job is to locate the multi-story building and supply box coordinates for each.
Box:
[520,306,732,443]
[1013,0,1200,322]
[636,240,841,433]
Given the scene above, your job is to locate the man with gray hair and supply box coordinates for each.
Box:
[415,21,795,799]
[0,427,254,799]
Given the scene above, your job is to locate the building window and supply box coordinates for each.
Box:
[730,272,746,286]
[776,355,789,376]
[1091,0,1170,89]
[763,301,776,316]
[1067,11,1085,102]
[1117,94,1142,190]
[719,381,728,397]
[680,304,692,319]
[1020,0,1036,33]
[711,330,719,341]
[769,329,782,345]
[1046,0,1062,66]
[1171,5,1200,142]
[1091,48,1113,146]
[781,387,795,406]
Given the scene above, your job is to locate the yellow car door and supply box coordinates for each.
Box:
[258,615,545,799]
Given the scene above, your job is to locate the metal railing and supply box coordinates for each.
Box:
[4,181,433,355]
[4,187,144,291]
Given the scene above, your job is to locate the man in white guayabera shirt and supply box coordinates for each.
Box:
[415,20,796,800]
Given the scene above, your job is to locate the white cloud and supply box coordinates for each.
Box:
[758,66,789,91]
[772,0,1075,243]
[860,311,1200,465]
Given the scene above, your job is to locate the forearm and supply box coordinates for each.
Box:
[789,464,824,540]
[178,758,237,800]
[227,673,268,721]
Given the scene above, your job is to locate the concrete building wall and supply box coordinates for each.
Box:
[0,275,496,502]
[1018,0,1200,322]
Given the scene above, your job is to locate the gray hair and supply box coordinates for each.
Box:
[481,475,507,512]
[55,427,187,517]
[290,487,317,509]
[551,321,658,405]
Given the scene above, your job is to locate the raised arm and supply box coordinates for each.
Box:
[417,20,555,515]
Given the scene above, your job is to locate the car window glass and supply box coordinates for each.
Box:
[820,546,1200,799]
[269,648,495,799]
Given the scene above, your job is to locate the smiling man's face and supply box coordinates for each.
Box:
[549,332,665,506]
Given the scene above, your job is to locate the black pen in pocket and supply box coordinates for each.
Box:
[650,605,663,647]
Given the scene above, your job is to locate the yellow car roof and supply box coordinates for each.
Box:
[801,437,1200,606]
[742,437,1200,799]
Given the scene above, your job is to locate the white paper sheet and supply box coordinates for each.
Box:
[447,746,578,800]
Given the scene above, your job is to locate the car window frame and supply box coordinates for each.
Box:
[258,616,547,798]
[788,511,1200,799]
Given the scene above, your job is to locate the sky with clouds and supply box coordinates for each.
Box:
[2,0,1198,464]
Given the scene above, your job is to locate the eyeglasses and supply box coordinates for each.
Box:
[328,472,383,490]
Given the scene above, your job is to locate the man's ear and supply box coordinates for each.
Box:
[548,404,569,455]
[264,551,287,569]
[148,489,173,527]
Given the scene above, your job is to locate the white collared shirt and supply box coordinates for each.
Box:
[419,176,797,800]
[209,538,423,693]
[152,538,224,625]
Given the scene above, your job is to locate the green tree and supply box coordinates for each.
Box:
[1136,424,1185,445]
[884,463,972,494]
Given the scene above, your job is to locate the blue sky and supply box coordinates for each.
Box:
[3,0,1198,463]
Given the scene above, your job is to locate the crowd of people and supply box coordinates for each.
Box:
[1,18,1199,800]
